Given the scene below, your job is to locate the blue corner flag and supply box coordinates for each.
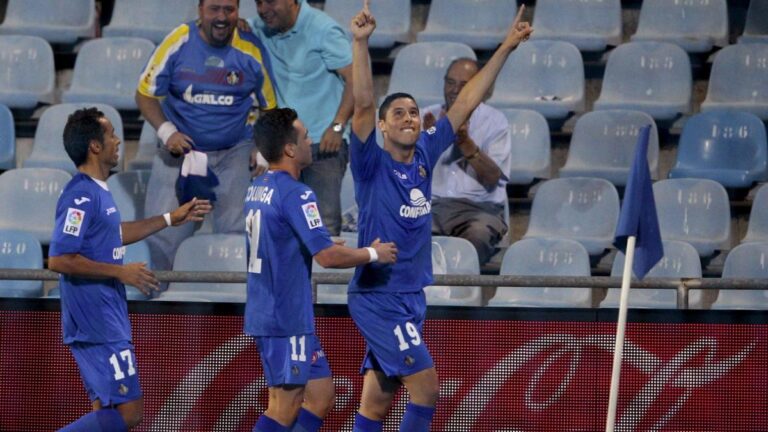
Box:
[613,125,663,279]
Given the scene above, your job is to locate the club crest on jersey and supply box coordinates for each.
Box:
[226,70,240,85]
[63,208,85,236]
[301,202,323,229]
[418,165,427,178]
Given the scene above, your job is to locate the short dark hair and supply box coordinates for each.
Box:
[254,108,299,163]
[63,107,106,167]
[199,0,239,6]
[378,92,418,120]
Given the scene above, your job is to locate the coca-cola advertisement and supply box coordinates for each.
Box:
[1,305,766,431]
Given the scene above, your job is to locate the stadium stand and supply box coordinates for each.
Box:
[631,0,728,53]
[102,0,196,44]
[0,229,44,298]
[425,236,482,306]
[123,240,153,300]
[701,43,768,120]
[504,109,551,185]
[0,104,14,170]
[127,122,158,171]
[711,242,768,309]
[417,0,518,50]
[106,170,150,222]
[0,0,95,45]
[530,0,622,52]
[324,0,410,49]
[742,183,768,244]
[0,35,55,110]
[739,0,768,43]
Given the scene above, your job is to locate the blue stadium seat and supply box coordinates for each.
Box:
[486,40,585,120]
[0,35,55,110]
[157,234,246,302]
[123,240,153,300]
[24,103,125,175]
[559,110,659,186]
[669,111,768,188]
[425,236,482,306]
[0,0,95,44]
[489,237,592,307]
[711,242,768,310]
[653,179,731,257]
[324,0,410,48]
[127,122,158,171]
[386,42,476,108]
[417,0,518,50]
[63,38,155,110]
[103,0,197,44]
[602,240,702,309]
[594,42,692,121]
[505,109,551,185]
[107,170,150,222]
[313,246,354,305]
[0,104,14,170]
[0,229,44,298]
[340,165,358,232]
[531,0,621,52]
[523,177,620,255]
[742,184,768,244]
[0,168,71,245]
[701,44,768,120]
[739,0,768,43]
[632,0,728,52]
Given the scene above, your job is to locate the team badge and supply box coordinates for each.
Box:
[418,165,427,178]
[291,366,300,376]
[63,208,85,237]
[404,355,415,366]
[119,384,129,395]
[226,70,240,85]
[301,202,323,229]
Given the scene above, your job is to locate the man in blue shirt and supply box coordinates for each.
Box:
[49,108,210,431]
[136,0,277,271]
[348,2,533,431]
[245,108,397,432]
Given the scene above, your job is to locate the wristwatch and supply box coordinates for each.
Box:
[331,122,344,134]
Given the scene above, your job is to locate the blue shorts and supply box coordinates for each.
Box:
[348,291,434,378]
[254,334,331,387]
[69,341,143,406]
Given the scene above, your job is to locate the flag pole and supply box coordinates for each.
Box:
[605,234,636,432]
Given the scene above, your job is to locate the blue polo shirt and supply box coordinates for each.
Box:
[248,2,352,143]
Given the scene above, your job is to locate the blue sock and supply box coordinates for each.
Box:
[399,402,435,432]
[290,408,323,432]
[253,415,290,432]
[59,409,128,432]
[353,412,383,432]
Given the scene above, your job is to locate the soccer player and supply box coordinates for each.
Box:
[245,108,398,432]
[348,2,533,431]
[49,108,211,431]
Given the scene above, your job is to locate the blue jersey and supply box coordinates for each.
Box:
[138,21,278,151]
[349,118,456,293]
[49,174,130,344]
[243,171,333,337]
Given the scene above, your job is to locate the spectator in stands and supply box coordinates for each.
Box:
[422,58,511,265]
[245,108,397,432]
[243,0,353,236]
[135,0,277,270]
[49,107,210,431]
[348,2,532,431]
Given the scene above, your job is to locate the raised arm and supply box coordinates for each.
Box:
[446,5,533,132]
[350,0,377,141]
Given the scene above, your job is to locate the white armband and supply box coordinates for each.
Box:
[157,121,178,146]
[365,247,378,263]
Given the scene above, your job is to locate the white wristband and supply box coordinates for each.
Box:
[157,121,178,146]
[365,247,378,263]
[163,212,172,227]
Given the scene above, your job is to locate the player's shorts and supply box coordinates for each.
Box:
[348,290,434,378]
[254,334,331,387]
[68,340,143,406]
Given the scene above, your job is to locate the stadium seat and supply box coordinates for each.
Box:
[669,111,768,188]
[24,103,125,175]
[489,237,592,307]
[0,229,44,298]
[324,0,410,48]
[312,231,358,304]
[602,240,702,309]
[701,44,768,120]
[486,40,585,120]
[417,0,518,50]
[739,0,768,43]
[0,35,55,110]
[523,177,620,255]
[63,38,155,110]
[107,170,150,222]
[531,0,621,52]
[157,234,246,302]
[123,240,153,300]
[559,110,659,186]
[0,104,14,170]
[594,42,692,121]
[742,183,768,244]
[631,0,728,52]
[711,242,768,310]
[0,168,71,245]
[127,122,159,171]
[103,0,197,44]
[504,109,551,185]
[0,0,95,45]
[386,42,476,108]
[340,166,357,232]
[653,179,731,257]
[425,236,482,306]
